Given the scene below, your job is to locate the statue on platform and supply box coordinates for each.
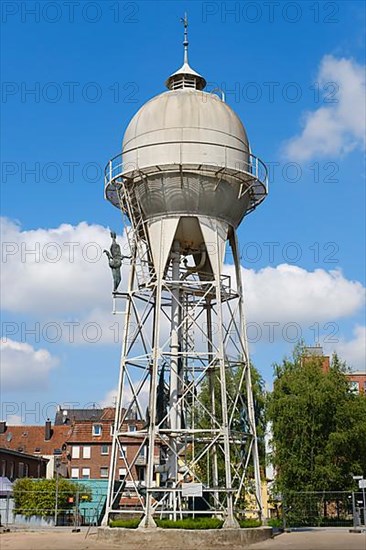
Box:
[104,231,124,291]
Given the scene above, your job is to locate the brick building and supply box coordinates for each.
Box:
[60,407,151,483]
[302,346,330,373]
[346,371,366,395]
[0,448,48,480]
[0,407,158,484]
[301,346,365,395]
[0,420,71,478]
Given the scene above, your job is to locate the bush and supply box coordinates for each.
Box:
[267,518,283,528]
[13,478,91,518]
[110,517,223,529]
[239,519,262,528]
[156,517,223,529]
[109,518,140,528]
[110,517,266,529]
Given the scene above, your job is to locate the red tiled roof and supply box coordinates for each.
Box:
[67,421,112,443]
[67,418,146,444]
[100,407,117,420]
[0,425,71,456]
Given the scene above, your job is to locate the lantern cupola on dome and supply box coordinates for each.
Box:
[165,14,206,91]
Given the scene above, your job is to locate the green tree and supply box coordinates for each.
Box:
[193,362,266,486]
[13,477,91,518]
[267,344,366,494]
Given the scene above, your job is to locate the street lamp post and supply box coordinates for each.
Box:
[360,481,366,527]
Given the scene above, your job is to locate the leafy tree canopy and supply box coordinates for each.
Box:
[267,343,366,493]
[194,361,267,487]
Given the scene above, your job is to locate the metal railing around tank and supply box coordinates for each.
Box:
[104,144,268,208]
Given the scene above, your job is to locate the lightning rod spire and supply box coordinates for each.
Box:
[181,13,189,64]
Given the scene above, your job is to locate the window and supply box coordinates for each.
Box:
[128,425,136,432]
[118,468,126,480]
[92,424,102,436]
[81,468,90,479]
[119,446,127,459]
[18,462,24,477]
[24,464,29,477]
[10,462,14,479]
[71,468,79,479]
[350,381,359,393]
[71,446,80,459]
[136,466,145,482]
[83,446,91,459]
[100,467,108,478]
[1,460,6,477]
[101,444,109,455]
[364,381,366,393]
[138,446,146,459]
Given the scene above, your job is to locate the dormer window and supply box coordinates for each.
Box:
[92,424,102,436]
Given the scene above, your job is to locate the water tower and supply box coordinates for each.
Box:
[103,18,268,528]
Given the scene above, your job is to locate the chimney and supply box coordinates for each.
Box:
[0,421,6,434]
[45,419,52,441]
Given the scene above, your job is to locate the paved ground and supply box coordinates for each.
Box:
[250,529,366,550]
[0,528,365,550]
[0,529,108,550]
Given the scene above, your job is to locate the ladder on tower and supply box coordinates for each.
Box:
[116,178,154,288]
[183,295,195,362]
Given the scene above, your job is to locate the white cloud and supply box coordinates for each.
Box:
[5,414,23,425]
[1,217,129,315]
[1,218,364,348]
[235,264,365,323]
[283,55,365,161]
[101,383,149,414]
[100,388,118,408]
[326,325,366,371]
[0,339,59,392]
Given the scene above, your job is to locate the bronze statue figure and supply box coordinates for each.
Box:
[104,231,124,292]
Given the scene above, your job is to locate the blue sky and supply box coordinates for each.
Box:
[1,1,365,424]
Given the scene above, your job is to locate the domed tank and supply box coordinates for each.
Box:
[105,42,267,244]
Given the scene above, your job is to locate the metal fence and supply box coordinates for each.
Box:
[280,491,366,528]
[2,486,365,529]
[0,484,106,528]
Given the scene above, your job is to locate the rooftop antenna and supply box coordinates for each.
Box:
[181,13,189,64]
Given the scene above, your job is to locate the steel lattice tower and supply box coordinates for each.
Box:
[102,18,268,528]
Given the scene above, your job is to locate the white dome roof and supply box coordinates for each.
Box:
[122,89,249,158]
[105,31,268,229]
